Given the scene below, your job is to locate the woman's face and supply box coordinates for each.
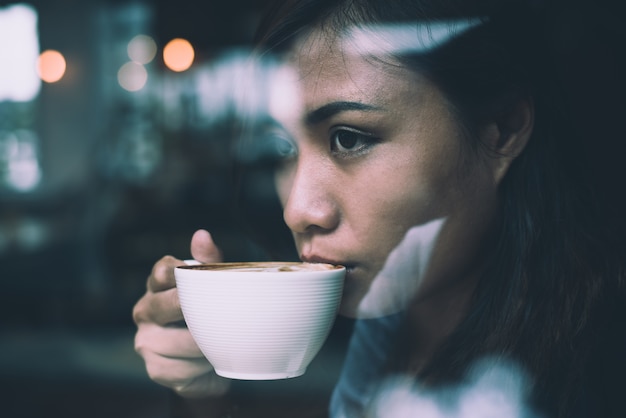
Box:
[268,28,500,318]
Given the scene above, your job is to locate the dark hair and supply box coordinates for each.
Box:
[252,0,626,416]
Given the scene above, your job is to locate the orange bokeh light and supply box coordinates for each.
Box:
[37,49,66,83]
[163,38,194,72]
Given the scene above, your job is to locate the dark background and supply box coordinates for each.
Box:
[0,1,625,417]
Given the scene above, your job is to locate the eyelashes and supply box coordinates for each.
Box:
[330,127,379,157]
[253,124,379,165]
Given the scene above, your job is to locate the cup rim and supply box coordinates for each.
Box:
[176,261,345,271]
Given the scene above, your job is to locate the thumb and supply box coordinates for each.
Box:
[190,229,223,264]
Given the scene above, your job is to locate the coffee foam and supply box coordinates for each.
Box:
[181,262,341,272]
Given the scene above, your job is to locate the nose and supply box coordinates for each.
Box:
[282,158,340,234]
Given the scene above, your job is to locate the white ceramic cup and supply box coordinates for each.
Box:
[175,261,345,380]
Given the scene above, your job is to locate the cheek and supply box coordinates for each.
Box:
[414,169,499,297]
[374,154,461,226]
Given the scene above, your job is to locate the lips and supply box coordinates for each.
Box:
[301,254,354,273]
[301,254,342,265]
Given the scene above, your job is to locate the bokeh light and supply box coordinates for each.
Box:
[0,3,40,101]
[37,49,66,83]
[128,34,157,64]
[117,61,148,92]
[163,38,194,72]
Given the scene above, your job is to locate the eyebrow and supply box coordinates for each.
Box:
[305,101,383,125]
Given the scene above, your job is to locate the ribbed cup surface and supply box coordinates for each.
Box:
[175,264,345,380]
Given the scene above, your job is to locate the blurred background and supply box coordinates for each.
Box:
[0,1,292,416]
[1,0,625,417]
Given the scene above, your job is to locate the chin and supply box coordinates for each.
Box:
[335,283,359,318]
[339,281,404,319]
[337,265,383,318]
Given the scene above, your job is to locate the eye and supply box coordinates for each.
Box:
[330,127,378,155]
[247,126,296,165]
[263,130,297,163]
[274,136,296,159]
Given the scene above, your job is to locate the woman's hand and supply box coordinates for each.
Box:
[133,229,231,398]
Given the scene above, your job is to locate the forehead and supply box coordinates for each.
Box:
[267,27,425,122]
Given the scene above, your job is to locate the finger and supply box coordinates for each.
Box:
[171,370,231,399]
[148,255,185,293]
[135,323,204,358]
[141,350,214,388]
[190,230,223,264]
[133,287,183,325]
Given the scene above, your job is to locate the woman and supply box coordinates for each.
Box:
[133,0,626,417]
